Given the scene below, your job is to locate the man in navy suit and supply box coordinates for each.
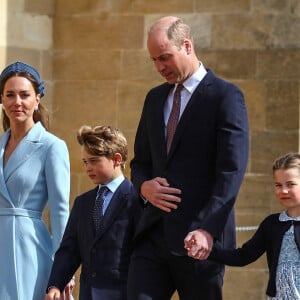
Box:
[45,125,141,300]
[127,16,249,300]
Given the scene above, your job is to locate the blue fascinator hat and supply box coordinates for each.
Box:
[0,61,45,102]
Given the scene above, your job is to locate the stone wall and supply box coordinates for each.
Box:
[0,0,54,115]
[1,0,300,299]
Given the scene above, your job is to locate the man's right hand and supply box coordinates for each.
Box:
[140,177,181,212]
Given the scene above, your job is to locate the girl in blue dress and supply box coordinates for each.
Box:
[185,152,300,299]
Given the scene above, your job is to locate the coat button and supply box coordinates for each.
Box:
[92,272,96,277]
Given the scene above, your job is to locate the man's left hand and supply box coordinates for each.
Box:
[184,229,213,260]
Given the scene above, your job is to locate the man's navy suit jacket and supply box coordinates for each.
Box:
[47,178,141,298]
[131,69,249,254]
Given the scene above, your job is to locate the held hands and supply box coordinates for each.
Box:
[45,287,60,300]
[184,229,213,260]
[45,278,75,300]
[62,278,75,300]
[141,177,181,212]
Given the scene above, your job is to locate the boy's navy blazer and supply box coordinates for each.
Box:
[47,177,141,294]
[131,69,249,254]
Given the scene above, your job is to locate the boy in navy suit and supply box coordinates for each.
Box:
[45,125,142,300]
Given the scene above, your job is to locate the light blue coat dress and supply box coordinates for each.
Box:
[0,122,70,300]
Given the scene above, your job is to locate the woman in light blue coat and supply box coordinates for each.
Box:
[0,62,73,299]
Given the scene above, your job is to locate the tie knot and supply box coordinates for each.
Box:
[175,84,183,94]
[97,186,109,198]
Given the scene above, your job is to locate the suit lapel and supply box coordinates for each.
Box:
[88,187,98,233]
[4,123,44,180]
[155,85,173,159]
[167,72,213,159]
[93,179,130,241]
[0,123,44,205]
[102,186,127,230]
[0,131,11,202]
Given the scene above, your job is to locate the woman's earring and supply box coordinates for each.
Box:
[34,105,38,111]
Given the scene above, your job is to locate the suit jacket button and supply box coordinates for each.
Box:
[92,272,96,277]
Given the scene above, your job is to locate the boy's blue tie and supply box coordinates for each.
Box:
[93,186,109,233]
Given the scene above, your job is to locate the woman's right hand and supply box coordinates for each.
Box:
[45,287,61,300]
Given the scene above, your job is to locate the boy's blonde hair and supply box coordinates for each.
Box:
[272,152,300,175]
[77,125,128,171]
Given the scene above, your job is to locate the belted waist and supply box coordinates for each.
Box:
[0,208,42,219]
